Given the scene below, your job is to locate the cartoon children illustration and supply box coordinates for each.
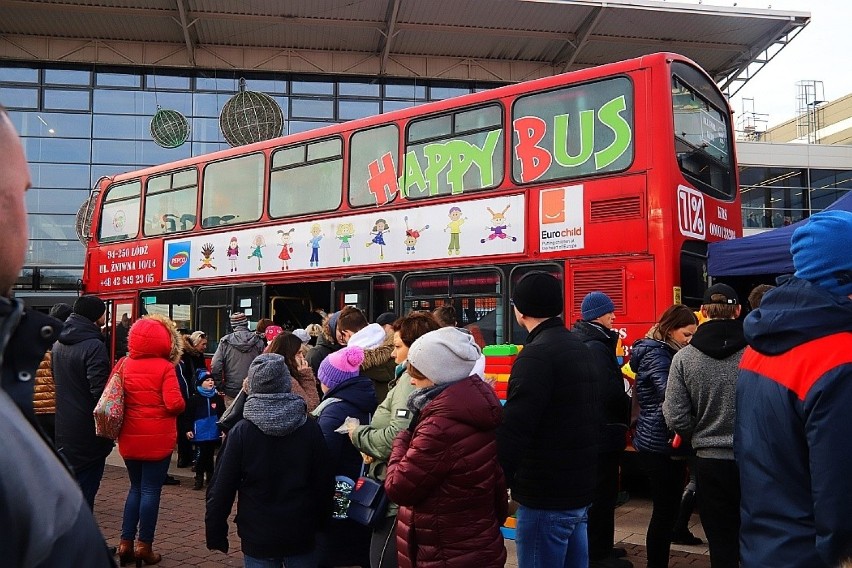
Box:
[307,223,324,267]
[198,243,216,270]
[277,228,295,270]
[481,205,518,244]
[226,237,239,272]
[444,206,467,255]
[336,223,355,263]
[247,234,266,271]
[366,218,390,260]
[403,215,429,255]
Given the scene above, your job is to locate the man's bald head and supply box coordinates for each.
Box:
[0,105,31,295]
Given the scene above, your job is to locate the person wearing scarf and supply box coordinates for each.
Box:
[385,327,507,568]
[206,353,333,566]
[180,370,225,490]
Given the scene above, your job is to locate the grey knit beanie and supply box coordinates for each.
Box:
[247,353,292,394]
[407,327,481,385]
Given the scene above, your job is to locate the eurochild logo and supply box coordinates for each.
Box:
[540,187,566,224]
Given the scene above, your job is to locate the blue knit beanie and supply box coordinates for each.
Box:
[791,210,852,298]
[195,368,212,386]
[581,292,615,321]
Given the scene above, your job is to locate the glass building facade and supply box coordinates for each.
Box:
[0,61,500,305]
[739,165,852,229]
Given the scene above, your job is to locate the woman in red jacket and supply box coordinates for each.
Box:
[385,327,508,568]
[116,314,186,566]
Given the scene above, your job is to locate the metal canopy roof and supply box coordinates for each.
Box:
[0,0,809,94]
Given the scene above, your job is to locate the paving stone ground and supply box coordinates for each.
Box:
[94,456,711,568]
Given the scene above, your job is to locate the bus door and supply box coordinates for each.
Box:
[330,274,396,322]
[104,296,135,362]
[196,284,264,352]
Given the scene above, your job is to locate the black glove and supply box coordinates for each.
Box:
[207,538,229,554]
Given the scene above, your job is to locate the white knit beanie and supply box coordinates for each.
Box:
[407,327,481,385]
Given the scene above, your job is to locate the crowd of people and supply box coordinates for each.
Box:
[2,106,852,567]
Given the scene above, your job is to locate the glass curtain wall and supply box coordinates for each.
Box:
[739,165,852,229]
[0,62,500,295]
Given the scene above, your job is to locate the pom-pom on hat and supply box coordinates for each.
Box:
[407,327,481,385]
[702,283,739,305]
[581,292,616,321]
[195,368,212,385]
[511,271,563,318]
[264,325,284,343]
[791,210,852,298]
[73,295,106,322]
[230,312,249,329]
[247,353,291,394]
[318,346,364,391]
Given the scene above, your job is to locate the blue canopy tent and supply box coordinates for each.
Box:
[708,192,852,277]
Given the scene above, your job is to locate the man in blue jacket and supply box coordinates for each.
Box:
[736,210,852,567]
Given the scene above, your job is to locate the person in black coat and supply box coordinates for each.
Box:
[52,295,114,510]
[314,345,378,568]
[206,353,333,566]
[572,292,632,568]
[175,331,208,468]
[497,272,599,568]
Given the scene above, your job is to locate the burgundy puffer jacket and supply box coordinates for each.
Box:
[117,314,185,461]
[385,376,507,568]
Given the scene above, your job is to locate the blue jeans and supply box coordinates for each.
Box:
[243,550,316,568]
[121,457,171,543]
[516,504,590,568]
[76,458,106,510]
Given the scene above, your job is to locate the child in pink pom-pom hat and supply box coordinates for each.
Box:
[317,345,366,392]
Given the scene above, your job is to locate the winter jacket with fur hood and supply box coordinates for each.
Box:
[350,324,396,401]
[386,376,507,568]
[117,314,186,461]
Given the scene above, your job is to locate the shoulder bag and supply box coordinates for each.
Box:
[216,389,246,433]
[93,357,127,440]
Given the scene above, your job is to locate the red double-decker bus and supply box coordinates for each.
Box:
[77,52,740,361]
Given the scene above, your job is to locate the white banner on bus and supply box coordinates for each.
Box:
[162,194,526,281]
[537,184,585,252]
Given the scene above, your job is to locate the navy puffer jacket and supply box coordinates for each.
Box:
[630,337,679,454]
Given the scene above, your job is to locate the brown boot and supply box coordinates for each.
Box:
[134,541,162,566]
[117,539,135,566]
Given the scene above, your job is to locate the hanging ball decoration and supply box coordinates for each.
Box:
[220,77,285,147]
[150,107,190,148]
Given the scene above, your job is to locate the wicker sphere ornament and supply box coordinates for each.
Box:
[150,106,190,148]
[220,78,285,147]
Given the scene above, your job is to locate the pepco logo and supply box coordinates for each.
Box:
[169,251,189,270]
[540,187,566,224]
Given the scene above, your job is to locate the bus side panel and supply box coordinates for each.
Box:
[566,256,656,359]
[528,174,648,261]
